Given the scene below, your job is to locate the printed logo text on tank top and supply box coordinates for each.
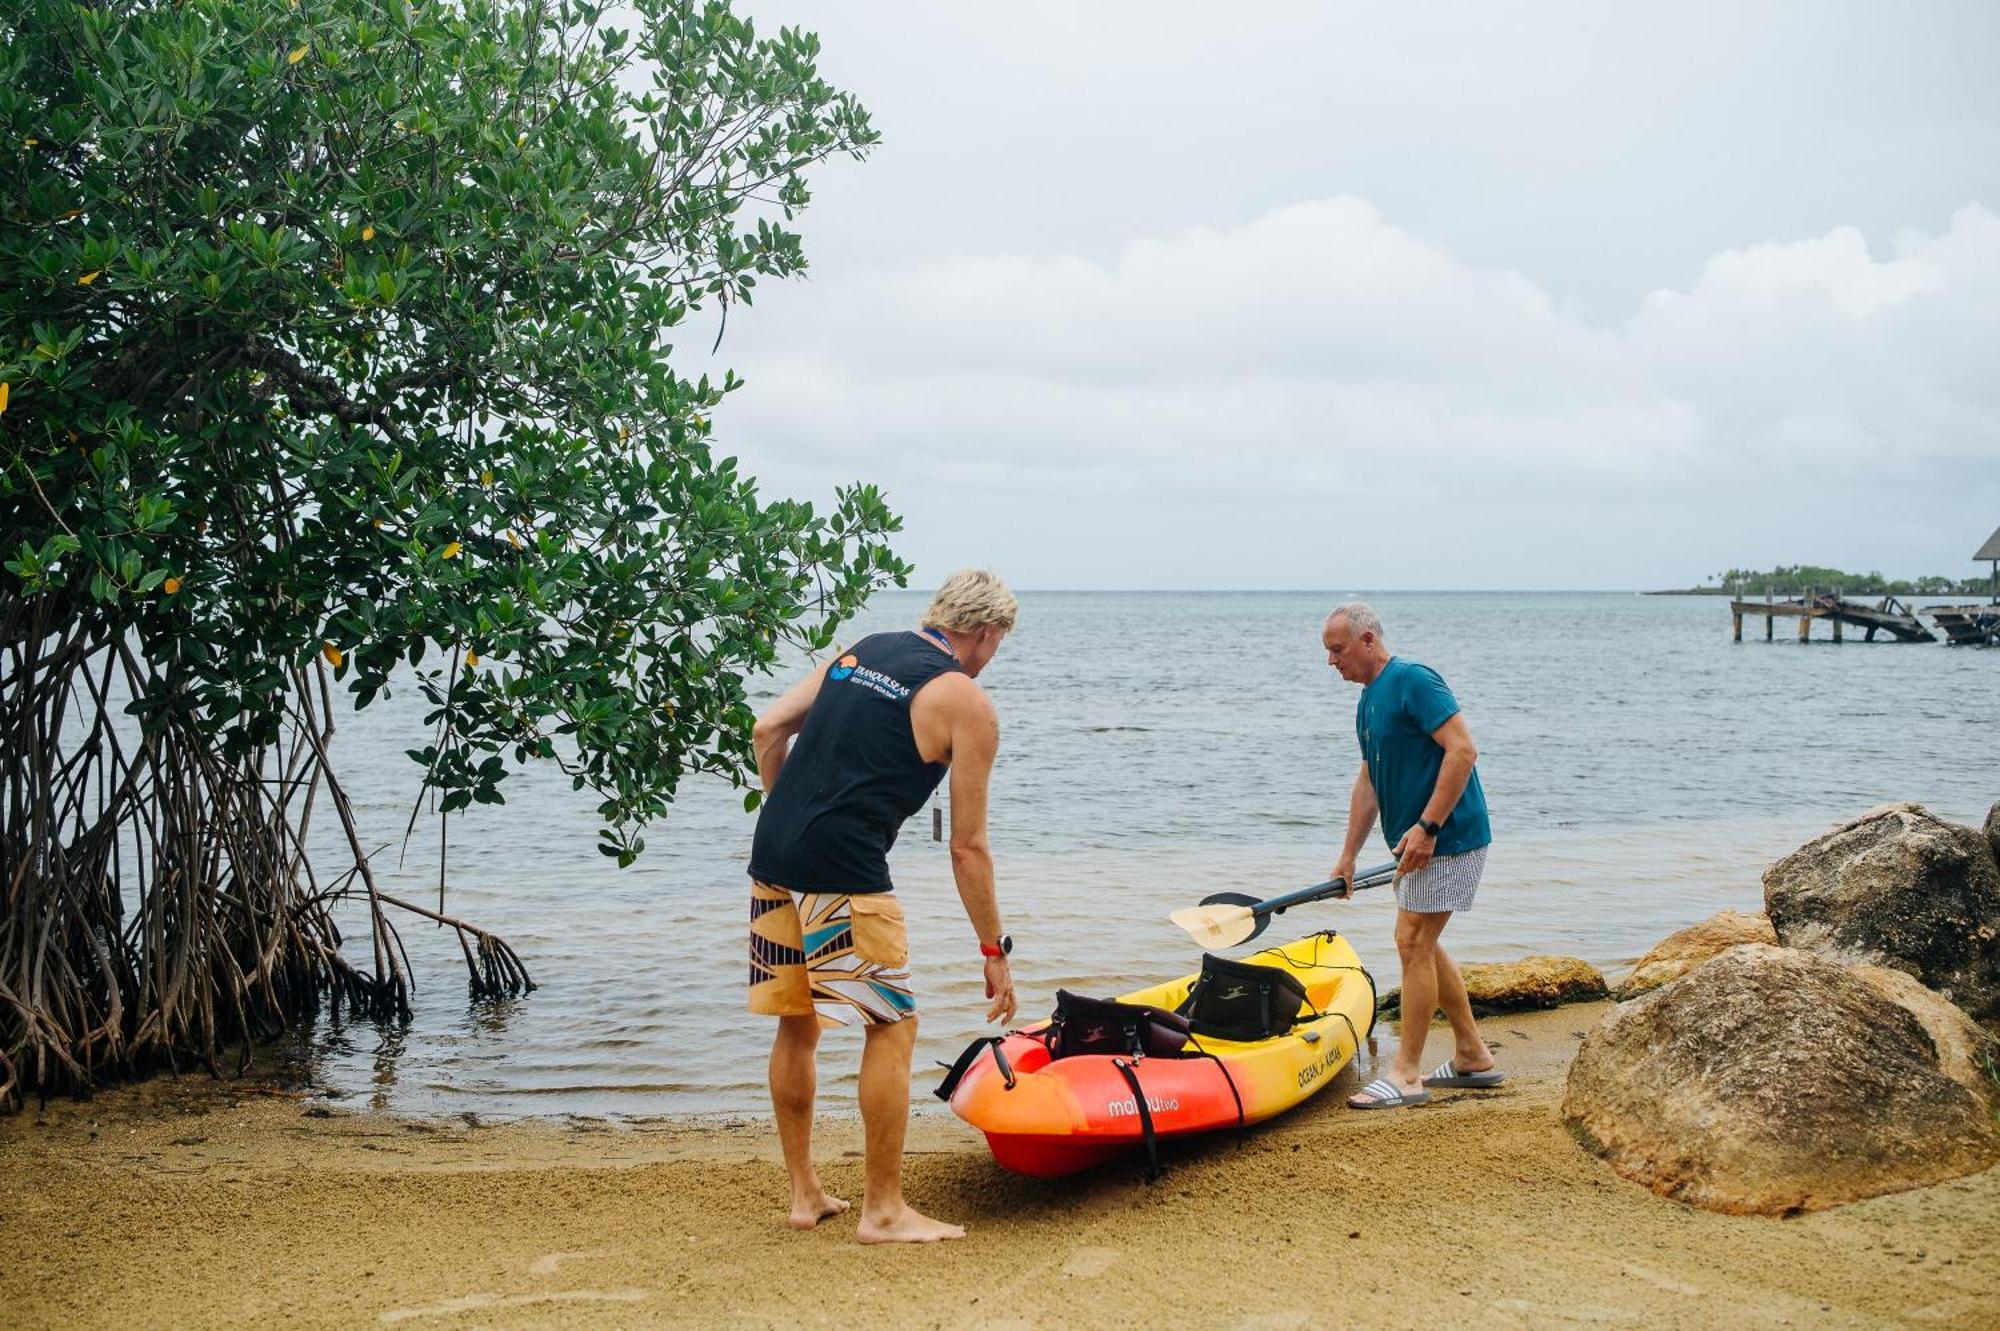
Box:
[828,654,911,701]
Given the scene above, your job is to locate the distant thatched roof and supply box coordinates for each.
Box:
[1979,525,2000,561]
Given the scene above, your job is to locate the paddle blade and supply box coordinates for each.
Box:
[1168,903,1260,949]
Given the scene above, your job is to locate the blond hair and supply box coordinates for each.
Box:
[921,569,1018,633]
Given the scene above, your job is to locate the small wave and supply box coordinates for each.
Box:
[1087,725,1152,733]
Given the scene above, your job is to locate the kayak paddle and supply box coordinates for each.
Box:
[1169,861,1400,949]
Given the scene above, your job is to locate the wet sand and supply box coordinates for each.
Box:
[2,1003,1995,1329]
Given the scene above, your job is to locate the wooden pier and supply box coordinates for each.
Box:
[1729,590,1936,643]
[1926,525,2000,645]
[1725,526,1999,647]
[1925,604,2000,645]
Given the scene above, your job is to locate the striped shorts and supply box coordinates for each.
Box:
[1395,846,1488,914]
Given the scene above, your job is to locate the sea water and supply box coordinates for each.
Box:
[296,591,1997,1118]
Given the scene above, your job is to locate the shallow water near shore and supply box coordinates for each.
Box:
[289,590,1997,1119]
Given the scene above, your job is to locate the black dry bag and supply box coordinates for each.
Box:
[1046,990,1190,1060]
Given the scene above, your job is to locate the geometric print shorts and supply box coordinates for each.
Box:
[747,879,916,1027]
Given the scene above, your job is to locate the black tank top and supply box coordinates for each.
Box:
[748,631,965,893]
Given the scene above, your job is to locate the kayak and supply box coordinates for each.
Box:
[941,930,1377,1177]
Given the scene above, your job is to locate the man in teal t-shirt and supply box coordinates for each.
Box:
[1323,601,1500,1110]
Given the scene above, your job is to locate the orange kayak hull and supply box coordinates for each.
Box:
[947,931,1376,1176]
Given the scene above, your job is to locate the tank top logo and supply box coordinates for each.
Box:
[830,654,913,702]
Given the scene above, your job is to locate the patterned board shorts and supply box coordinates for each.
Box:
[748,879,916,1027]
[1394,845,1489,914]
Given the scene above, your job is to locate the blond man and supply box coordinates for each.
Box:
[747,570,1019,1243]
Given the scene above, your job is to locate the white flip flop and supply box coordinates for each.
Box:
[1346,1076,1430,1109]
[1422,1059,1505,1089]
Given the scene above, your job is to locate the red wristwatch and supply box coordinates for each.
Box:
[979,934,1013,958]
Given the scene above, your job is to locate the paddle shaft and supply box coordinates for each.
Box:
[1168,860,1408,948]
[1253,860,1399,919]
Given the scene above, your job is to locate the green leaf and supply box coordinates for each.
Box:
[0,0,899,875]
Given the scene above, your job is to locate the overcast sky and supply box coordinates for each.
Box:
[688,1,2000,589]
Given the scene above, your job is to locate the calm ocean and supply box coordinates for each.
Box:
[299,591,1997,1118]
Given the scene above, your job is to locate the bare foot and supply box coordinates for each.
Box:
[856,1204,965,1244]
[787,1192,851,1231]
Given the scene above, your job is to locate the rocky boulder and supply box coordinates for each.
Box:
[1849,964,2000,1115]
[1380,954,1607,1016]
[1562,944,1999,1214]
[1763,802,2000,1028]
[1615,910,1776,999]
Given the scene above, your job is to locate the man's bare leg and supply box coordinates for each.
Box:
[1431,942,1496,1073]
[1388,909,1451,1092]
[855,1016,964,1244]
[769,1013,849,1229]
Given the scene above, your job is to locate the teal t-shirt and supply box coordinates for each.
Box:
[1355,657,1491,858]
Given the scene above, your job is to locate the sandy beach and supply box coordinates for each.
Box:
[3,1003,1994,1330]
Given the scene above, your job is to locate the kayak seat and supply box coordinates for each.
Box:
[1176,953,1313,1042]
[1046,989,1191,1059]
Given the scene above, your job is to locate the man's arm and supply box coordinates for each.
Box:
[940,681,1015,1024]
[1392,712,1479,874]
[750,658,834,793]
[1332,766,1379,897]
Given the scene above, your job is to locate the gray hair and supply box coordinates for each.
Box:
[1326,600,1385,641]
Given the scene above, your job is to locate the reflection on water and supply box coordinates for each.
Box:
[467,995,529,1038]
[288,591,1997,1118]
[369,1024,406,1109]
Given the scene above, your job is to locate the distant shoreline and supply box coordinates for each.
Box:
[1646,587,1992,599]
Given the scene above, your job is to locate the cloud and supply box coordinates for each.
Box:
[707,198,2000,584]
[1628,206,2000,471]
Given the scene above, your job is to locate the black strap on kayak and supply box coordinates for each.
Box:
[1181,1032,1247,1159]
[1111,1058,1161,1184]
[1329,1010,1363,1063]
[932,1035,1015,1102]
[1285,931,1380,1041]
[1280,945,1369,1079]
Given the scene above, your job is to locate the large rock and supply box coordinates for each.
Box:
[1763,802,2000,1028]
[1380,954,1607,1016]
[1987,800,2000,868]
[1849,964,2000,1115]
[1615,910,1776,999]
[1562,944,1999,1214]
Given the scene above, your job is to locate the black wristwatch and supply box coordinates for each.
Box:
[1417,817,1443,837]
